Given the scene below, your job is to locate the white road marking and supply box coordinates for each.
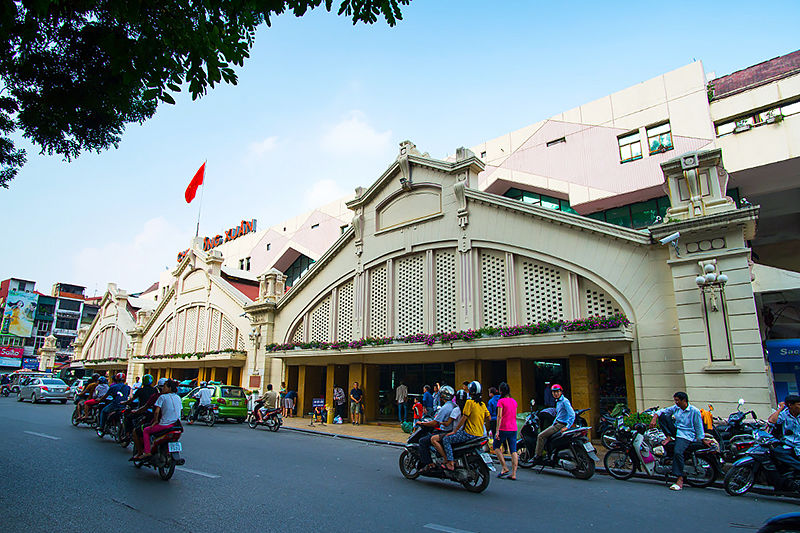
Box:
[23,431,61,440]
[175,466,220,479]
[424,524,475,533]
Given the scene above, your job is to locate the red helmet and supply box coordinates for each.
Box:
[550,384,563,391]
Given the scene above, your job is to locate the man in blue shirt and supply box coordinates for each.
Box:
[535,383,575,459]
[650,391,711,491]
[767,394,800,474]
[422,385,434,416]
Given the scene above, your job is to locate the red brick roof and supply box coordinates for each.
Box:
[711,50,800,99]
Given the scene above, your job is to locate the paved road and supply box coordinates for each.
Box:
[0,398,796,533]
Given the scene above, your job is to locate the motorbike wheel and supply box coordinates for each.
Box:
[247,415,258,429]
[684,456,715,488]
[398,450,421,480]
[461,458,491,493]
[724,463,755,496]
[600,428,617,449]
[71,409,80,427]
[517,447,535,469]
[158,456,176,481]
[603,449,636,480]
[571,447,596,480]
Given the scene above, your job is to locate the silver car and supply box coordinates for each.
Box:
[17,377,69,404]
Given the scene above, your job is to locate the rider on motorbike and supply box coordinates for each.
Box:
[134,378,181,461]
[98,373,131,431]
[441,382,489,471]
[766,394,800,473]
[189,381,214,424]
[256,384,280,423]
[534,383,574,462]
[416,385,457,472]
[81,375,109,420]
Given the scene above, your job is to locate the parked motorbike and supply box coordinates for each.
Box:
[710,399,760,464]
[131,421,185,481]
[516,400,598,479]
[247,401,282,431]
[398,425,494,493]
[724,428,800,496]
[604,422,720,487]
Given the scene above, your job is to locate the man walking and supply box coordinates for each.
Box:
[350,381,363,425]
[650,391,711,491]
[535,384,574,461]
[395,381,408,422]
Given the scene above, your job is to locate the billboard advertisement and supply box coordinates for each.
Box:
[1,290,38,337]
[0,346,23,368]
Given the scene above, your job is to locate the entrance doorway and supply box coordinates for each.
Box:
[378,363,455,421]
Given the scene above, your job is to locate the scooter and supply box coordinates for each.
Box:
[131,421,185,481]
[399,424,494,493]
[247,400,282,431]
[516,400,599,479]
[604,422,720,487]
[724,428,800,496]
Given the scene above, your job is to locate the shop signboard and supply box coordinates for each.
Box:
[0,290,38,337]
[0,346,23,367]
[766,339,800,363]
[22,357,39,370]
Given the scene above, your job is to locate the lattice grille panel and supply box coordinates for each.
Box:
[165,318,176,354]
[396,254,425,336]
[310,297,331,342]
[522,260,565,323]
[220,315,235,350]
[175,310,185,353]
[481,251,508,328]
[196,308,207,352]
[582,279,621,317]
[435,250,457,333]
[337,281,354,341]
[209,309,220,351]
[184,307,198,352]
[369,265,388,337]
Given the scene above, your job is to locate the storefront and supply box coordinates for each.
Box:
[766,339,800,401]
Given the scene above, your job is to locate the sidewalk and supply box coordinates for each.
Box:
[280,416,408,445]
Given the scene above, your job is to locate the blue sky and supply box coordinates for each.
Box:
[2,0,798,296]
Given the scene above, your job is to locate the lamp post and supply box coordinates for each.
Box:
[695,261,729,312]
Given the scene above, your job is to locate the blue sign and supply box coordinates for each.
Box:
[766,339,800,363]
[22,357,39,370]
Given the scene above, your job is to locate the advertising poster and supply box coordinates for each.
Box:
[0,290,38,337]
[0,346,23,368]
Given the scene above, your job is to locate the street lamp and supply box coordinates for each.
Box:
[695,261,728,312]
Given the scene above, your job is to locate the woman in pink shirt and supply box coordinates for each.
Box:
[493,382,519,480]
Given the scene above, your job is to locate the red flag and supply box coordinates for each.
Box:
[185,163,205,203]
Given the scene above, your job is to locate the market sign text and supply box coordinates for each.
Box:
[177,219,257,262]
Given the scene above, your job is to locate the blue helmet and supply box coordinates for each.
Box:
[98,376,108,384]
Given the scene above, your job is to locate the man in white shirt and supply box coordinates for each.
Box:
[189,381,214,424]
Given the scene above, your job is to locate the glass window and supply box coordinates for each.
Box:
[647,123,673,154]
[604,206,633,228]
[630,199,659,228]
[618,132,642,163]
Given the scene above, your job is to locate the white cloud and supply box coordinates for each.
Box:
[320,111,393,157]
[248,136,279,157]
[71,217,190,293]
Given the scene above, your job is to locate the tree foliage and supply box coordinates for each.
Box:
[0,0,411,187]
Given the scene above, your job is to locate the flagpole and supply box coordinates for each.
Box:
[195,160,206,238]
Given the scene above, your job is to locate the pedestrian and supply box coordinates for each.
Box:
[650,391,712,491]
[395,381,408,422]
[333,384,346,421]
[534,384,574,461]
[493,382,519,480]
[487,386,499,437]
[422,385,434,415]
[350,381,363,425]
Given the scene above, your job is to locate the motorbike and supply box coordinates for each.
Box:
[398,424,494,493]
[131,421,186,481]
[247,401,282,431]
[724,428,800,496]
[516,400,598,479]
[709,399,760,464]
[604,422,720,487]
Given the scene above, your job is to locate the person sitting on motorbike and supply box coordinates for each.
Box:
[766,394,800,475]
[650,391,713,491]
[81,375,109,420]
[441,382,489,471]
[130,378,166,458]
[418,385,457,472]
[256,384,280,423]
[534,383,574,462]
[98,373,131,431]
[134,379,182,461]
[189,381,214,424]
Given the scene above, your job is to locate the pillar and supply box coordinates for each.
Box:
[569,355,599,435]
[624,353,637,411]
[362,364,379,422]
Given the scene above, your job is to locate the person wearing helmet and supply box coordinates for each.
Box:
[418,385,460,472]
[441,385,490,471]
[81,375,109,420]
[98,372,131,433]
[534,383,575,461]
[189,380,214,424]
